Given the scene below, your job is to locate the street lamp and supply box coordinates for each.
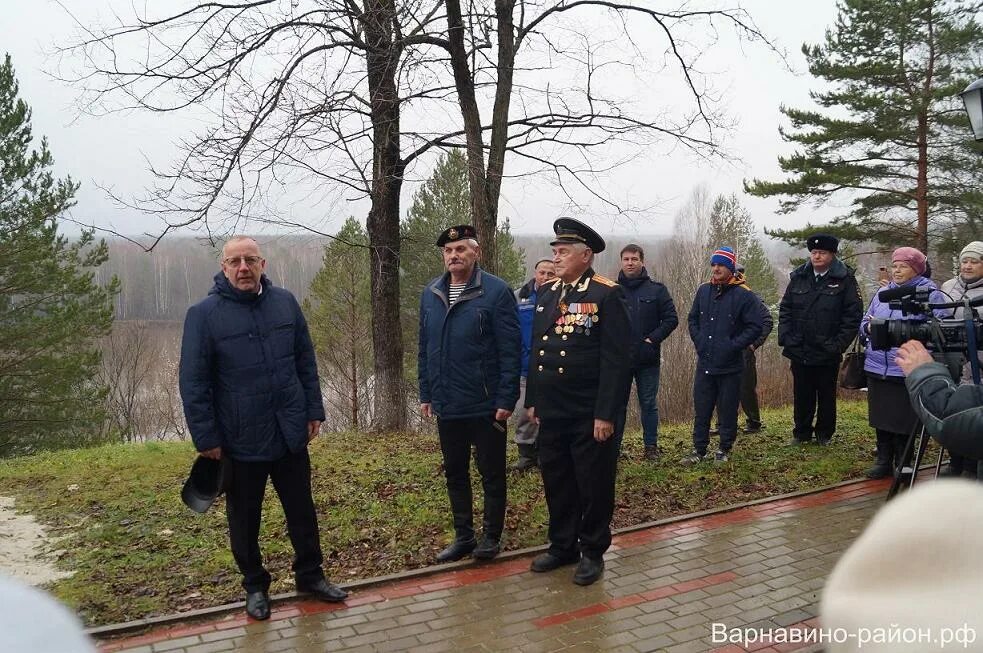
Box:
[960,78,983,142]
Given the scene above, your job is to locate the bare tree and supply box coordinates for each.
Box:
[438,1,778,271]
[97,321,160,442]
[56,0,779,429]
[56,0,459,430]
[657,186,712,422]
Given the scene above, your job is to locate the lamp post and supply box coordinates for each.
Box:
[960,78,983,142]
[956,78,983,275]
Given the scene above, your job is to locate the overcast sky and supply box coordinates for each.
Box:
[2,0,846,241]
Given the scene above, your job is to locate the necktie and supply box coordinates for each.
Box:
[559,283,573,303]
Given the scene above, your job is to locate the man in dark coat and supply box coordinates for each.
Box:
[512,259,556,471]
[418,225,521,563]
[525,218,632,586]
[778,234,863,446]
[179,236,346,621]
[684,247,764,464]
[617,244,678,461]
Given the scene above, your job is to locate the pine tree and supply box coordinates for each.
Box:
[706,194,779,306]
[399,150,525,377]
[304,218,373,430]
[745,0,983,257]
[0,54,119,456]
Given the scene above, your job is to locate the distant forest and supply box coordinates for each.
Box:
[98,233,716,321]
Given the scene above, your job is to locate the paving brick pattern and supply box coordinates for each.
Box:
[96,479,891,653]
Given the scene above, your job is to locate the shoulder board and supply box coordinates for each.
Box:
[592,274,617,287]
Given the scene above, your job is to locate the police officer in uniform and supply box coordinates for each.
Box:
[525,218,632,586]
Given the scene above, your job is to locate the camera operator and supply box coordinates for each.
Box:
[860,247,947,479]
[897,339,983,461]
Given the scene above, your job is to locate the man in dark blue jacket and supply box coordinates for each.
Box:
[512,259,556,472]
[418,225,521,563]
[617,244,678,461]
[684,247,764,464]
[179,236,345,621]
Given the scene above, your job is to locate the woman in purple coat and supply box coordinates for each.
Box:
[860,247,947,479]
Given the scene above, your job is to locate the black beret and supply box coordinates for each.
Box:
[550,217,605,254]
[807,233,839,253]
[436,224,478,247]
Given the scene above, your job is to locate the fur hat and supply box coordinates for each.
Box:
[807,233,839,253]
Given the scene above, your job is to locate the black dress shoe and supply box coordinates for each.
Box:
[436,538,476,562]
[530,552,580,572]
[297,578,348,602]
[245,590,270,620]
[572,557,604,586]
[472,536,501,560]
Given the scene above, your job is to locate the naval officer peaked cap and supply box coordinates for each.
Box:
[551,217,606,254]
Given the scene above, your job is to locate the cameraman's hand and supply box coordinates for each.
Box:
[896,340,934,376]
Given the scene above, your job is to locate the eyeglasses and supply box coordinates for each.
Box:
[223,256,263,267]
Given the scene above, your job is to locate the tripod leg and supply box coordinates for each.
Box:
[887,428,919,501]
[909,426,930,489]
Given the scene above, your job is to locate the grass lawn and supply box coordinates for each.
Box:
[0,399,903,626]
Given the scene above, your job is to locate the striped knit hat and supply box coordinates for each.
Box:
[710,246,736,273]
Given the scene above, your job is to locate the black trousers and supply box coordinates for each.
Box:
[791,362,840,441]
[740,349,761,428]
[693,371,741,455]
[225,448,324,593]
[538,417,618,561]
[437,416,507,541]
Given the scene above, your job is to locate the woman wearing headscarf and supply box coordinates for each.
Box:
[860,247,947,479]
[939,241,983,479]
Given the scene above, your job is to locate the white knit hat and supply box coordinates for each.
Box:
[821,481,983,651]
[960,241,983,261]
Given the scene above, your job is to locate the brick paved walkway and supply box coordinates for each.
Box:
[94,478,893,653]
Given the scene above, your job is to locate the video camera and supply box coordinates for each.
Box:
[867,286,983,354]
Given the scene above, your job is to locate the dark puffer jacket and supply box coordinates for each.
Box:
[778,258,863,366]
[179,273,325,462]
[418,266,521,419]
[618,268,678,368]
[687,277,764,375]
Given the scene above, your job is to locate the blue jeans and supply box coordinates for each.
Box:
[634,365,661,447]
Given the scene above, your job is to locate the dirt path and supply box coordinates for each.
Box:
[0,496,72,586]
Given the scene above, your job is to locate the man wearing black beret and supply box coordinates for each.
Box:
[524,218,632,586]
[778,233,862,446]
[418,225,521,563]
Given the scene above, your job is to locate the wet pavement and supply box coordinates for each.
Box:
[94,478,892,653]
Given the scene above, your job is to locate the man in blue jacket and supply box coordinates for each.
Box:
[179,236,346,621]
[684,247,764,464]
[617,244,678,461]
[418,225,521,563]
[512,259,556,472]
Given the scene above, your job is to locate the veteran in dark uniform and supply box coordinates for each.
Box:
[524,218,632,586]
